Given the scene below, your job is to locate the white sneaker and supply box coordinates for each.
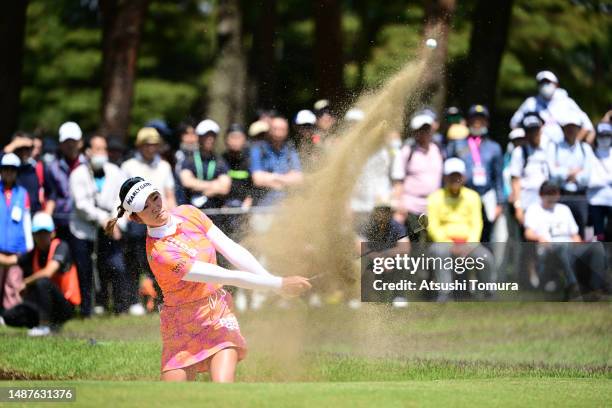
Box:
[308,294,323,308]
[347,299,362,309]
[234,290,248,312]
[544,281,557,292]
[0,316,5,326]
[128,303,146,316]
[93,306,106,316]
[27,325,51,337]
[529,272,540,288]
[250,291,266,311]
[392,296,409,308]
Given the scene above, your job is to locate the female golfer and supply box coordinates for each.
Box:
[105,177,310,382]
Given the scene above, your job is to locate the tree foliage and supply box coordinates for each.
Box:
[17,0,612,141]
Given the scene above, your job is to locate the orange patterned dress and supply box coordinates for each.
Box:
[146,205,247,373]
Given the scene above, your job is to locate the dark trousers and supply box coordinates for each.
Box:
[71,231,128,316]
[538,242,607,291]
[2,278,74,328]
[560,193,588,239]
[589,205,612,241]
[96,232,129,313]
[124,237,151,306]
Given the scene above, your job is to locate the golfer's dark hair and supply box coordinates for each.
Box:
[539,181,560,196]
[104,177,144,236]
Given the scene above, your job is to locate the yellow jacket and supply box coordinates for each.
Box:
[426,187,483,243]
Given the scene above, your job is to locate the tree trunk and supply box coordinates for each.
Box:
[422,0,456,113]
[0,0,28,146]
[207,0,247,145]
[314,0,344,105]
[462,0,514,112]
[99,0,150,141]
[251,0,277,110]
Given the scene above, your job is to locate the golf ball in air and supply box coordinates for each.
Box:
[426,38,437,49]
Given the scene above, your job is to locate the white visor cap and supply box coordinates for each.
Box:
[122,181,160,213]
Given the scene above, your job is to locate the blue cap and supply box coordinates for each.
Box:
[145,119,172,138]
[467,104,489,119]
[32,212,55,233]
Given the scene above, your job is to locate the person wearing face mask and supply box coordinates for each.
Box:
[446,105,504,243]
[546,109,596,239]
[68,134,128,317]
[510,71,594,148]
[587,123,612,242]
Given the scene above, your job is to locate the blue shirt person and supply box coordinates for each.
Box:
[250,116,303,206]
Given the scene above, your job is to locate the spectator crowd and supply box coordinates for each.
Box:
[0,71,611,335]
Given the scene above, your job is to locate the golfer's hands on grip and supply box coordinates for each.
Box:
[280,276,312,297]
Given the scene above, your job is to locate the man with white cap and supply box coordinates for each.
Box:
[0,212,80,336]
[179,119,231,215]
[0,153,34,314]
[509,70,594,147]
[44,121,87,240]
[427,158,495,301]
[293,109,320,158]
[391,112,443,237]
[546,108,596,238]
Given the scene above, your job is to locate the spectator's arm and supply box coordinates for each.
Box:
[0,253,18,266]
[524,228,545,242]
[69,171,111,227]
[23,260,60,286]
[164,187,177,209]
[509,98,533,129]
[392,181,404,211]
[162,163,176,208]
[277,170,303,187]
[252,171,283,189]
[426,194,447,242]
[208,174,231,196]
[179,169,212,193]
[492,144,504,204]
[42,167,57,215]
[467,193,483,243]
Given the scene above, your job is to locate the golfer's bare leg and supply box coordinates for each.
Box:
[161,368,188,381]
[209,348,238,382]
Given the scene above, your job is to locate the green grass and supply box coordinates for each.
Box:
[1,379,611,408]
[1,302,610,406]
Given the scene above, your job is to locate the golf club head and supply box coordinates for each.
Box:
[416,213,428,231]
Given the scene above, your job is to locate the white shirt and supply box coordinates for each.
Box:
[509,144,549,209]
[121,154,175,192]
[587,148,612,206]
[351,147,393,212]
[524,202,578,242]
[509,88,594,149]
